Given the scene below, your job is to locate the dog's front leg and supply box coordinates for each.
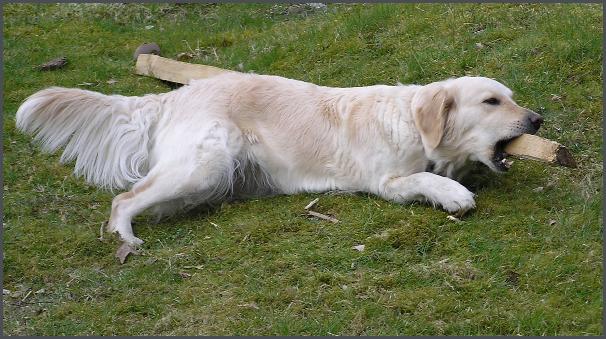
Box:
[378,172,476,215]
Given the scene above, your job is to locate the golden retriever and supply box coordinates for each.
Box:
[16,73,543,245]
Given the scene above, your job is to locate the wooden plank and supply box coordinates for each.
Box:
[504,134,576,168]
[134,54,233,84]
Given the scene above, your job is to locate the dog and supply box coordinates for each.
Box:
[16,73,543,245]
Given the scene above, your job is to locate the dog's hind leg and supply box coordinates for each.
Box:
[107,156,236,245]
[107,122,243,245]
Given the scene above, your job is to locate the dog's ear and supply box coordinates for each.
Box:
[411,83,454,151]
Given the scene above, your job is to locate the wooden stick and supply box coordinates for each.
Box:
[135,54,232,84]
[304,198,320,210]
[307,211,340,223]
[504,134,576,168]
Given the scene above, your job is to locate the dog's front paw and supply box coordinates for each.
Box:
[437,184,476,216]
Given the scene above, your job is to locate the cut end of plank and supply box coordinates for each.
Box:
[554,145,577,168]
[504,134,576,168]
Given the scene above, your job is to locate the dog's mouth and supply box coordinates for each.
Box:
[491,137,516,172]
[490,120,540,172]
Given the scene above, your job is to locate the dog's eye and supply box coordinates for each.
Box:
[483,98,500,105]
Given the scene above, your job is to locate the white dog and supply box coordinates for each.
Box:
[16,73,543,245]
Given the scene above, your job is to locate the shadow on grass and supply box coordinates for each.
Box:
[461,163,508,192]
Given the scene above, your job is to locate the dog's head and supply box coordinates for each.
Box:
[411,76,543,173]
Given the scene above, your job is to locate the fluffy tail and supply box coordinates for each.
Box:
[16,87,163,190]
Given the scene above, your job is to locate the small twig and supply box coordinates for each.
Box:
[183,39,195,54]
[98,221,106,241]
[323,189,358,196]
[307,210,339,223]
[21,290,32,303]
[304,198,320,210]
[13,300,55,306]
[237,302,259,310]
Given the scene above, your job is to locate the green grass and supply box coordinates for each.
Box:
[2,3,603,335]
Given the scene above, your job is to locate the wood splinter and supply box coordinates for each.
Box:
[135,54,232,85]
[307,211,340,223]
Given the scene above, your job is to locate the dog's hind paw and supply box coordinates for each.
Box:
[106,220,117,233]
[121,235,144,246]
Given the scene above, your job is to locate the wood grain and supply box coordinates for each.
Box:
[135,54,232,84]
[504,134,576,168]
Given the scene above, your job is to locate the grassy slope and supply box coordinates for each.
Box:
[2,3,602,335]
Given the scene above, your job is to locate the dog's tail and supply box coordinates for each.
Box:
[16,87,163,190]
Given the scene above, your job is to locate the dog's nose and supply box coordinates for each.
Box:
[528,111,543,131]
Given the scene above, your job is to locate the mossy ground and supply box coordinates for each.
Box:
[2,3,602,335]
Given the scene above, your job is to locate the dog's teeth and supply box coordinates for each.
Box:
[499,157,513,169]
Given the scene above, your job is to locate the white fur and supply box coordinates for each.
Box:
[16,73,541,244]
[16,87,161,190]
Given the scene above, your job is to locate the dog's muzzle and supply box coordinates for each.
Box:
[526,110,543,133]
[491,110,543,172]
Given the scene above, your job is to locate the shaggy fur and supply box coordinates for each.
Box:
[16,73,542,245]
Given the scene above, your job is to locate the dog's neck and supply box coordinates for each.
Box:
[424,146,472,179]
[381,86,471,180]
[368,85,424,145]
